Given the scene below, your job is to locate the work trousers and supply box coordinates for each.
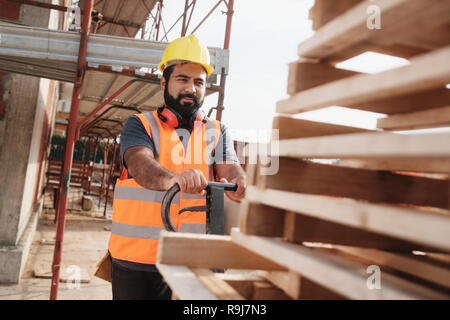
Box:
[111,260,172,300]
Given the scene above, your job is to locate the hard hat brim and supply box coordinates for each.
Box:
[158,60,214,75]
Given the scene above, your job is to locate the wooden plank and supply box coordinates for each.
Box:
[309,0,363,31]
[238,199,285,237]
[300,0,407,58]
[245,163,258,186]
[155,264,218,300]
[240,202,446,252]
[156,231,286,271]
[251,281,292,300]
[277,131,450,160]
[257,271,302,300]
[285,210,447,252]
[338,158,450,174]
[190,268,245,300]
[216,272,297,299]
[230,229,450,299]
[258,270,345,300]
[287,61,358,95]
[272,116,371,140]
[330,245,450,289]
[298,0,450,61]
[215,273,262,299]
[377,106,450,130]
[257,158,449,210]
[277,65,450,115]
[244,186,450,252]
[278,46,450,114]
[426,253,450,266]
[337,87,450,115]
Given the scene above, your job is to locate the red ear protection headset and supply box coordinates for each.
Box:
[157,106,206,128]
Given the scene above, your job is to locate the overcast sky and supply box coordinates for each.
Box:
[153,0,443,141]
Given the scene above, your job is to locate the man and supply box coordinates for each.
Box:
[108,34,246,300]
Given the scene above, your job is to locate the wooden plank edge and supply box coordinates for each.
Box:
[155,263,218,300]
[245,186,450,252]
[230,228,450,300]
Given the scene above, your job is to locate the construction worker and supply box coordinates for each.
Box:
[108,34,246,300]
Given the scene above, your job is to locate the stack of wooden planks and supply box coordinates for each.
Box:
[156,0,450,299]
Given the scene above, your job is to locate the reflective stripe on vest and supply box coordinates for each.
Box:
[143,112,161,160]
[109,110,222,265]
[112,221,163,240]
[114,186,180,204]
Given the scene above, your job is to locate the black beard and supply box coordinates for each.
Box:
[164,85,203,121]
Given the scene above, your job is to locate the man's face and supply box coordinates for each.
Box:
[161,63,207,118]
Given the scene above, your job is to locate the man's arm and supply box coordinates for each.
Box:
[124,146,208,194]
[214,162,247,202]
[212,123,247,202]
[124,146,173,190]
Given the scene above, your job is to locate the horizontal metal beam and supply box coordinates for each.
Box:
[0,22,229,82]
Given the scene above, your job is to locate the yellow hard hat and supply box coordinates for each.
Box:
[158,34,214,75]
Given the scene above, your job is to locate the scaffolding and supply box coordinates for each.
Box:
[0,0,235,299]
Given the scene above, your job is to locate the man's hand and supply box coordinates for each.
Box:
[219,176,246,202]
[169,169,208,195]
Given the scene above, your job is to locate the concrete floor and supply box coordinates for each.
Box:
[0,194,241,300]
[0,212,112,300]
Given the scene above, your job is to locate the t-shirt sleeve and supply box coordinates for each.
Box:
[120,115,155,169]
[213,123,239,164]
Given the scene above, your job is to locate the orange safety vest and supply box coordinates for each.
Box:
[108,110,222,264]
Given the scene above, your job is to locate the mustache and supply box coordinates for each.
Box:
[177,93,199,105]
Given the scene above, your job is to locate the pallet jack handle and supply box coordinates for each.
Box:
[161,182,237,234]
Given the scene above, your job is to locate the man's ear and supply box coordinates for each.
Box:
[160,76,166,91]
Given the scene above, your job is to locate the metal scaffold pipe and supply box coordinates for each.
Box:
[0,22,229,82]
[216,0,234,121]
[49,0,94,301]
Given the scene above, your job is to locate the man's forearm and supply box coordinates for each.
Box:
[125,146,175,190]
[132,158,175,191]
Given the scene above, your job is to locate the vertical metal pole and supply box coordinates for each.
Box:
[216,0,234,121]
[50,0,93,300]
[181,0,189,36]
[155,0,163,41]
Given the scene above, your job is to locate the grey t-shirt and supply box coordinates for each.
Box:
[112,114,239,272]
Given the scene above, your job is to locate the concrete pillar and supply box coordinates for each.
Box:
[0,1,61,283]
